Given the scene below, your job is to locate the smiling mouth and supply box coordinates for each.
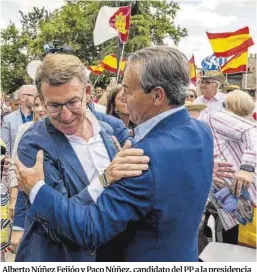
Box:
[59,119,76,125]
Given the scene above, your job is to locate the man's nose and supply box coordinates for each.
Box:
[60,105,73,121]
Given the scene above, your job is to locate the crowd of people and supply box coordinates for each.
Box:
[0,45,256,262]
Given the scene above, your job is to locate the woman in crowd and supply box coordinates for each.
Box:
[8,94,47,253]
[1,138,12,261]
[106,84,135,135]
[224,89,256,122]
[186,84,197,103]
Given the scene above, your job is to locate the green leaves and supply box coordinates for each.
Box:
[1,0,187,93]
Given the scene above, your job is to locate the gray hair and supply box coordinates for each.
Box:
[11,90,19,100]
[127,46,190,106]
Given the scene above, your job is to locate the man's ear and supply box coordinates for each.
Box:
[20,94,26,102]
[151,87,165,105]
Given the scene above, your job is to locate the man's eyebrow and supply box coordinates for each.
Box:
[47,96,81,104]
[122,83,129,88]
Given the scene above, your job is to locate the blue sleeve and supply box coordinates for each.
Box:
[13,189,27,228]
[27,168,154,251]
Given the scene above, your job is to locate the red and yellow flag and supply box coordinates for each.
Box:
[189,55,197,84]
[101,54,126,74]
[206,27,254,58]
[88,65,104,75]
[220,50,248,74]
[109,6,131,44]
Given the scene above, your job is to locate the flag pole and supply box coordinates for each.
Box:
[244,55,249,89]
[116,42,125,84]
[93,75,101,88]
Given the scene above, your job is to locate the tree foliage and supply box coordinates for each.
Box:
[1,0,187,93]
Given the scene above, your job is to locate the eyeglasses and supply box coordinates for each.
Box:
[187,95,195,99]
[43,91,84,113]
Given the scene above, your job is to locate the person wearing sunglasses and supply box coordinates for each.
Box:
[186,83,197,103]
[192,71,226,113]
[1,85,37,155]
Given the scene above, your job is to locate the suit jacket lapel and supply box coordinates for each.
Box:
[99,122,118,161]
[17,109,23,125]
[46,119,90,187]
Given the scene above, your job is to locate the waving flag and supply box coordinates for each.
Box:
[93,6,131,46]
[101,54,126,74]
[206,27,254,58]
[88,65,104,75]
[189,55,197,84]
[220,50,248,74]
[109,6,131,43]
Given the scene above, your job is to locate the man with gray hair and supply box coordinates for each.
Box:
[193,70,226,113]
[1,85,37,154]
[16,46,214,261]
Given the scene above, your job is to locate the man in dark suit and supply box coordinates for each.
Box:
[17,46,214,261]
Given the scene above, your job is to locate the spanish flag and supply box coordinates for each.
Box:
[206,27,254,58]
[101,54,126,74]
[189,55,197,84]
[220,50,248,74]
[88,65,104,75]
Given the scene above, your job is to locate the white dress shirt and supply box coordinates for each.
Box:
[29,109,110,204]
[192,91,226,113]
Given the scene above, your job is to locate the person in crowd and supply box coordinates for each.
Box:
[186,83,197,103]
[16,46,214,261]
[193,71,226,113]
[86,83,106,114]
[93,87,103,103]
[1,92,12,127]
[12,53,149,262]
[98,84,112,107]
[8,94,48,253]
[224,89,256,122]
[1,138,12,261]
[106,84,135,134]
[1,85,37,154]
[199,102,257,245]
[10,90,20,112]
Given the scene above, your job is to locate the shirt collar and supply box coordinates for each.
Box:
[65,108,101,143]
[20,108,33,123]
[134,105,185,142]
[203,91,222,102]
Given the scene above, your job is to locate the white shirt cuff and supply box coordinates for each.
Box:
[29,180,46,204]
[87,176,104,203]
[12,226,24,231]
